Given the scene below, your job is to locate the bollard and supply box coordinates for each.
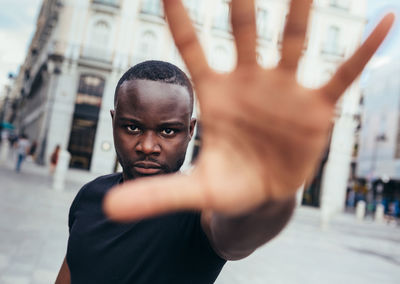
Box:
[53,150,71,192]
[355,200,366,221]
[375,204,385,223]
[0,138,10,164]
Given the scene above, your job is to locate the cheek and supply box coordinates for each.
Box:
[165,138,190,158]
[114,131,135,155]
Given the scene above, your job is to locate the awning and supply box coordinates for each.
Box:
[0,122,15,129]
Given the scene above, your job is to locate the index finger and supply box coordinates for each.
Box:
[162,0,211,82]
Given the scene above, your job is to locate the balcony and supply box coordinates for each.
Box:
[80,46,114,70]
[329,2,349,11]
[93,0,120,8]
[321,45,345,61]
[91,0,120,14]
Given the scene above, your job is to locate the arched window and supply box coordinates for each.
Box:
[92,20,111,47]
[136,31,158,62]
[85,19,112,61]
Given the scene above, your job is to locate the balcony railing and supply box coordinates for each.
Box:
[140,1,164,18]
[81,46,113,63]
[328,1,349,11]
[321,45,345,59]
[92,0,120,8]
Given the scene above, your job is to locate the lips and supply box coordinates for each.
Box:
[133,161,163,175]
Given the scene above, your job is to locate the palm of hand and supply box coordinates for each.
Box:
[192,68,333,215]
[104,0,394,220]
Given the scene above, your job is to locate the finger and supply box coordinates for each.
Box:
[321,13,395,103]
[103,174,205,221]
[278,0,313,70]
[231,0,257,66]
[162,0,211,82]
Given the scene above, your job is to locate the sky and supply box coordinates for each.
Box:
[0,0,399,96]
[363,0,400,69]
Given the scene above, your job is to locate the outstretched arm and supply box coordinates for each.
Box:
[202,197,296,260]
[104,0,394,255]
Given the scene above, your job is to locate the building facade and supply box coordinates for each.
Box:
[355,60,400,216]
[357,60,400,180]
[12,0,366,216]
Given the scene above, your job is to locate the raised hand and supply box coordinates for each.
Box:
[104,0,394,221]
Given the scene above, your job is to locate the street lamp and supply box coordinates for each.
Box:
[366,133,387,213]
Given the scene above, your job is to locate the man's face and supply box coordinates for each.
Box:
[111,79,196,181]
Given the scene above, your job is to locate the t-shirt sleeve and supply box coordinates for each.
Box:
[190,213,226,276]
[197,213,226,261]
[68,185,87,234]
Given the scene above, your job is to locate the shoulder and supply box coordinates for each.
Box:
[70,173,122,213]
[86,172,123,188]
[68,172,122,229]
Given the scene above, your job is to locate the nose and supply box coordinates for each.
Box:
[135,131,161,155]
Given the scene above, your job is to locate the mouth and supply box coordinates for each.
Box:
[133,161,163,175]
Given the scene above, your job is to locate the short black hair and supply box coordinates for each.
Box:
[114,60,194,114]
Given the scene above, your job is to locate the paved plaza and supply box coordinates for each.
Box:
[0,160,399,284]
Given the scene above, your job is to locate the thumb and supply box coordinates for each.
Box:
[103,173,205,221]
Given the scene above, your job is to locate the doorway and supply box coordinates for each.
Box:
[68,75,105,170]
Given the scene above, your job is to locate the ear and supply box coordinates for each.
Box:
[189,118,197,139]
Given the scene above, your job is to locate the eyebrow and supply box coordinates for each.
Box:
[116,117,143,125]
[158,122,186,128]
[116,117,186,128]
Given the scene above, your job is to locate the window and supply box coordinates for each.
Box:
[184,0,202,24]
[257,7,269,40]
[136,31,158,62]
[324,25,340,54]
[213,0,231,31]
[329,0,349,10]
[141,0,163,17]
[84,20,112,61]
[92,20,110,46]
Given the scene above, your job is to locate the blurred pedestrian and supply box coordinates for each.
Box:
[50,145,61,174]
[28,140,38,162]
[15,134,30,172]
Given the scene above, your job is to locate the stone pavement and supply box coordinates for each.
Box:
[0,161,399,284]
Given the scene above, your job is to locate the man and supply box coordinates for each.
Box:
[57,61,235,283]
[57,0,394,283]
[15,134,30,172]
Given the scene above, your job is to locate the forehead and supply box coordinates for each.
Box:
[115,79,191,120]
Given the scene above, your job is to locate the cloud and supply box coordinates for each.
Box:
[0,0,41,95]
[366,56,391,70]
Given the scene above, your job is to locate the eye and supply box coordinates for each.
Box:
[126,125,141,134]
[161,128,176,136]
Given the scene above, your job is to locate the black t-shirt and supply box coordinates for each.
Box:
[67,173,226,284]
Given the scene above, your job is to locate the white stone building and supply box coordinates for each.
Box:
[12,0,366,216]
[357,60,400,180]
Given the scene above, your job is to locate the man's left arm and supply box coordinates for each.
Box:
[201,196,296,260]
